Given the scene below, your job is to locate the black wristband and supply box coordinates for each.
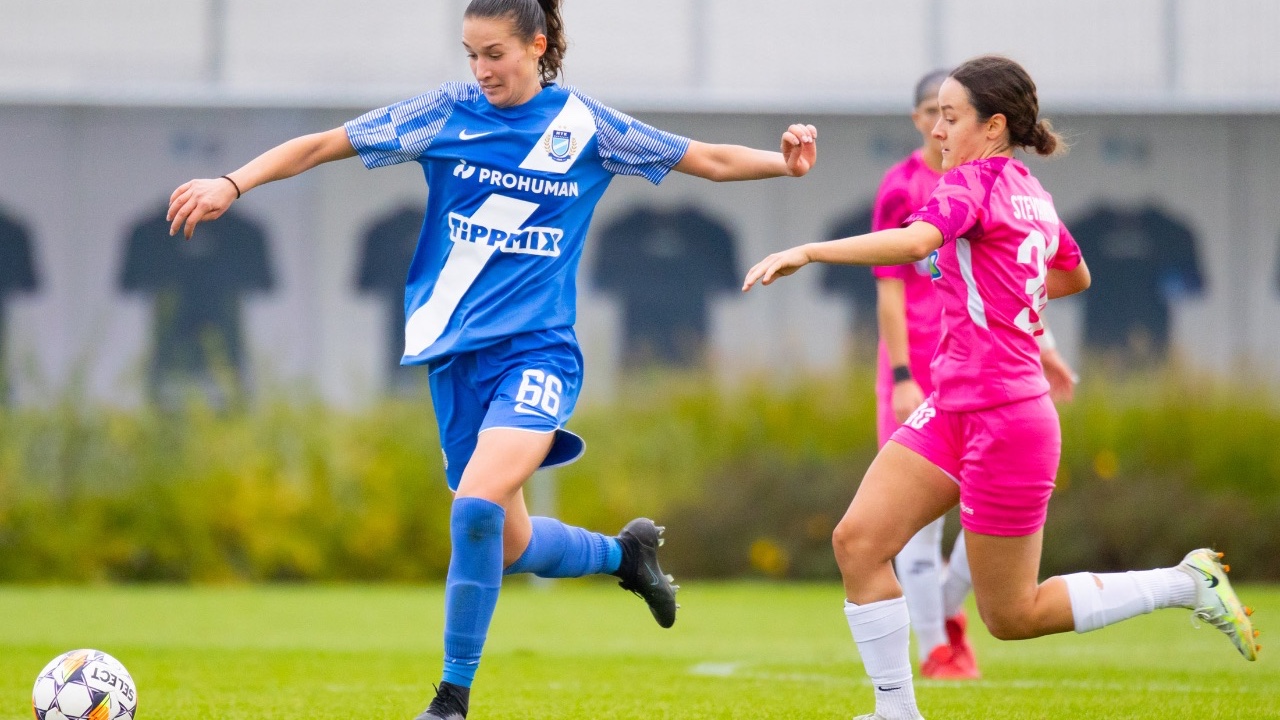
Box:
[220,174,242,199]
[892,365,913,384]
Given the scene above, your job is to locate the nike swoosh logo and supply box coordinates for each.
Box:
[1190,565,1220,588]
[513,403,549,417]
[459,129,494,140]
[645,566,662,586]
[877,685,903,692]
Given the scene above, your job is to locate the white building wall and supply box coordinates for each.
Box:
[2,1,1278,404]
[1180,1,1280,103]
[2,106,1278,405]
[0,1,206,89]
[2,1,1278,109]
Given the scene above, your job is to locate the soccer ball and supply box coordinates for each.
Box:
[31,649,137,720]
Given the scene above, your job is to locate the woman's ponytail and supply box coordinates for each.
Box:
[535,0,566,83]
[1026,119,1064,157]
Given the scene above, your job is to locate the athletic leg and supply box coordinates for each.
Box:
[502,486,622,578]
[969,537,1258,660]
[485,340,675,625]
[964,529,1074,640]
[498,460,675,628]
[834,441,959,720]
[941,531,971,618]
[419,429,552,720]
[835,441,960,604]
[954,394,1075,641]
[955,393,1197,643]
[895,517,946,662]
[937,530,979,677]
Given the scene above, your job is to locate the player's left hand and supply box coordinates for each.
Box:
[1040,347,1078,402]
[781,124,817,177]
[743,245,812,291]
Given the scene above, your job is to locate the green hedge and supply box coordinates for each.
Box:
[0,367,1276,582]
[0,396,454,582]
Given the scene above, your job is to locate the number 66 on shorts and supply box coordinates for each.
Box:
[428,330,586,490]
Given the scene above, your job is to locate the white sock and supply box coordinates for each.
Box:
[844,597,920,720]
[895,517,946,660]
[1062,568,1197,633]
[941,531,972,619]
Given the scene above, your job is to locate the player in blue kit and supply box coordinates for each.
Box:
[166,1,817,718]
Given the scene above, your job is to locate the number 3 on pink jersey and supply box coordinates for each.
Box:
[1014,230,1053,335]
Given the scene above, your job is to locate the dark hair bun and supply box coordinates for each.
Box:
[1028,119,1064,157]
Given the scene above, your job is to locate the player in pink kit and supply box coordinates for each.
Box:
[871,69,978,681]
[746,56,1258,720]
[872,70,1081,681]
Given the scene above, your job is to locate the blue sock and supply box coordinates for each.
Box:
[442,497,505,688]
[504,516,622,578]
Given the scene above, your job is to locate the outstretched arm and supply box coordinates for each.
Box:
[743,221,944,291]
[674,124,817,181]
[168,127,357,238]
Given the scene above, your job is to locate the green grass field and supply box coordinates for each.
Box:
[2,581,1275,719]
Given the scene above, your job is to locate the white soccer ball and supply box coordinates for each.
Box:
[32,649,137,720]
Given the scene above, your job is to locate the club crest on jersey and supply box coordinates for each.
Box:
[545,129,576,162]
[925,250,942,280]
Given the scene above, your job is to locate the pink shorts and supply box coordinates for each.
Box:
[889,393,1061,537]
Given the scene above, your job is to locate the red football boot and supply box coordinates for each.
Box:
[943,611,981,678]
[921,644,979,680]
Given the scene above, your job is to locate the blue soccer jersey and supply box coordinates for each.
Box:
[344,82,691,365]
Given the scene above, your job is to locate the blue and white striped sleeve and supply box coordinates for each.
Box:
[572,90,691,185]
[343,83,470,168]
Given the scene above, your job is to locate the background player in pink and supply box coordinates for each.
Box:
[873,70,1079,680]
[745,55,1258,720]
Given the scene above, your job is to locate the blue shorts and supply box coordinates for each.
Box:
[428,329,586,490]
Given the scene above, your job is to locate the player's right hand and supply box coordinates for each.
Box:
[167,177,238,239]
[742,245,812,291]
[892,379,926,423]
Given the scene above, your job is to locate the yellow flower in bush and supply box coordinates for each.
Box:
[749,538,790,578]
[1094,449,1119,480]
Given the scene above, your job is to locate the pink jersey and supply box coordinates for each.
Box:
[905,157,1082,412]
[871,150,944,399]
